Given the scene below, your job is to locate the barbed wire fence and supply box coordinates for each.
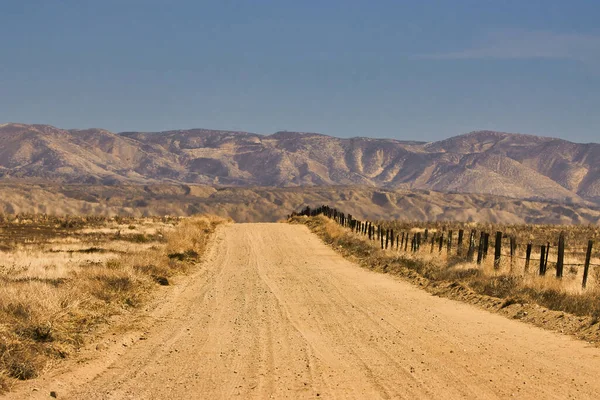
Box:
[291,205,599,289]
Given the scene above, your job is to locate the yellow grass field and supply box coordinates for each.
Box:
[0,214,226,393]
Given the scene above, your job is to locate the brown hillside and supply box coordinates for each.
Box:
[1,183,599,225]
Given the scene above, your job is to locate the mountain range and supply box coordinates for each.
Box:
[1,123,599,204]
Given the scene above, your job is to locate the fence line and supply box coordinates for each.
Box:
[291,205,598,289]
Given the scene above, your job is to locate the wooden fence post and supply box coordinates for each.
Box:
[430,235,435,253]
[404,234,408,251]
[510,236,516,270]
[525,243,532,273]
[381,230,384,249]
[494,231,502,269]
[385,229,390,249]
[438,234,444,253]
[396,235,400,250]
[545,242,550,272]
[417,232,422,252]
[424,229,429,241]
[477,233,484,265]
[467,230,476,262]
[556,232,565,278]
[457,229,464,256]
[401,232,405,250]
[539,245,547,276]
[582,240,594,289]
[483,233,490,260]
[447,231,453,254]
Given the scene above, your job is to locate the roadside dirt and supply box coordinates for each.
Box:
[6,223,600,399]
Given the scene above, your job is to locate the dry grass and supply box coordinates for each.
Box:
[294,215,600,320]
[0,214,227,393]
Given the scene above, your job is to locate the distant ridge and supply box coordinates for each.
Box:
[1,123,599,203]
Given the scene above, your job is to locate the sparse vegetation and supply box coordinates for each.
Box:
[0,214,227,393]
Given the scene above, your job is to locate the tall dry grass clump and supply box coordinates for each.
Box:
[0,214,227,393]
[166,215,227,256]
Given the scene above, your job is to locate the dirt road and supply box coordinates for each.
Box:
[11,223,600,399]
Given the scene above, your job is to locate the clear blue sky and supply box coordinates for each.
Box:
[1,0,599,142]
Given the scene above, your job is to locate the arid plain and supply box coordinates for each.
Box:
[2,124,600,398]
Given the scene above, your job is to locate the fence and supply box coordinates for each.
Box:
[291,205,600,289]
